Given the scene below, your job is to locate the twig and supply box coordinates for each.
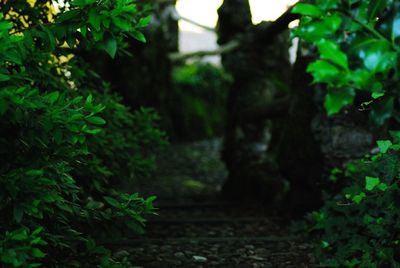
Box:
[169,40,240,62]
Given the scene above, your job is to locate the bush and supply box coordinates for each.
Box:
[293,0,400,266]
[169,63,232,141]
[0,0,165,266]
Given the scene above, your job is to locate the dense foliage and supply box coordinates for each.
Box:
[0,0,165,266]
[293,0,400,266]
[170,63,231,140]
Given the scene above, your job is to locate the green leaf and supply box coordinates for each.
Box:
[0,73,10,81]
[365,176,380,191]
[86,116,106,125]
[104,38,117,58]
[317,39,348,69]
[13,205,24,223]
[316,0,338,10]
[10,229,28,241]
[358,40,397,73]
[26,169,44,177]
[112,17,131,31]
[392,15,400,40]
[377,140,392,153]
[292,3,322,17]
[89,10,102,31]
[137,16,152,28]
[370,97,394,126]
[368,0,387,22]
[377,183,388,191]
[307,60,341,83]
[371,92,384,99]
[31,248,46,258]
[352,192,366,204]
[104,196,120,208]
[84,128,102,134]
[324,88,355,115]
[0,98,8,115]
[131,31,146,43]
[46,91,60,104]
[57,9,80,23]
[0,21,12,31]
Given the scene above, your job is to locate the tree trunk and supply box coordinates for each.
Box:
[218,0,291,204]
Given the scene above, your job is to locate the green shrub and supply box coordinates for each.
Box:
[0,0,165,266]
[293,0,400,266]
[169,63,232,141]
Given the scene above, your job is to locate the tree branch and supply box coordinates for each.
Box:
[169,40,239,62]
[169,3,300,62]
[171,9,216,32]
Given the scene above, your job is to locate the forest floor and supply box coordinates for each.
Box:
[121,139,317,267]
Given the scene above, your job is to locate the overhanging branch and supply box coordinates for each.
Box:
[169,3,300,62]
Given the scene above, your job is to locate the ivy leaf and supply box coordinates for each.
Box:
[317,39,349,69]
[324,88,355,115]
[292,3,322,17]
[358,40,397,73]
[370,97,394,126]
[307,60,341,83]
[352,192,366,204]
[104,38,117,58]
[377,140,392,153]
[368,0,387,22]
[365,176,380,191]
[392,15,400,40]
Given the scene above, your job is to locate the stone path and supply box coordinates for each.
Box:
[119,139,316,267]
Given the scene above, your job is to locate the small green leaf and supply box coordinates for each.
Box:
[104,196,120,208]
[86,116,106,125]
[137,16,152,28]
[371,92,384,99]
[307,60,341,82]
[89,10,102,31]
[86,94,93,105]
[370,97,394,126]
[377,183,388,191]
[0,73,10,81]
[317,39,348,69]
[0,98,8,115]
[112,17,131,31]
[377,140,392,153]
[13,205,24,223]
[10,229,28,241]
[324,88,355,115]
[31,248,46,258]
[292,3,322,17]
[352,192,366,204]
[46,91,60,104]
[392,15,400,39]
[365,176,380,191]
[104,38,117,58]
[26,169,44,177]
[131,31,146,43]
